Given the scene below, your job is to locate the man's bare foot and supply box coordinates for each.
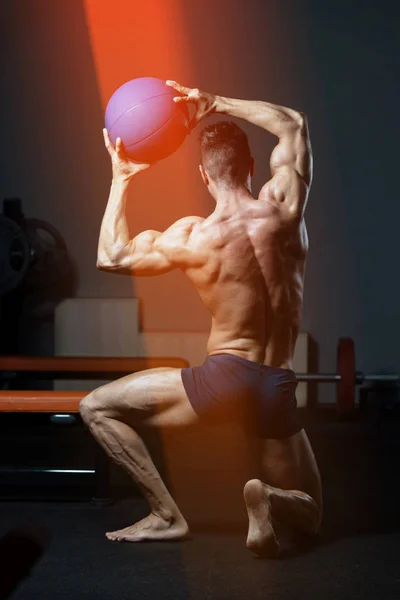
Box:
[106,512,191,543]
[244,479,279,558]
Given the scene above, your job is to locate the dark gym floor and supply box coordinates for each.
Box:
[1,410,399,600]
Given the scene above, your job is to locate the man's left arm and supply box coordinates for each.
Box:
[97,129,202,276]
[97,197,202,277]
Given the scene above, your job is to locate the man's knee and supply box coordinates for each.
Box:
[79,391,100,426]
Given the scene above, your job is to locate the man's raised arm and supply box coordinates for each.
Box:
[215,96,313,195]
[167,81,313,216]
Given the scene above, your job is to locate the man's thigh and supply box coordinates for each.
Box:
[90,367,199,428]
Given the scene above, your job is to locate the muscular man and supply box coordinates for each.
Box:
[79,81,322,558]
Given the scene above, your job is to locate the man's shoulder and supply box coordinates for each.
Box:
[161,215,205,246]
[157,215,207,270]
[173,215,205,229]
[168,215,205,241]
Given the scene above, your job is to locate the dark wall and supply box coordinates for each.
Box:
[0,0,120,297]
[293,0,400,377]
[1,0,399,384]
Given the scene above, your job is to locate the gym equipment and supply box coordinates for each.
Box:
[105,77,189,163]
[0,214,30,295]
[0,200,76,303]
[22,218,77,317]
[296,337,400,416]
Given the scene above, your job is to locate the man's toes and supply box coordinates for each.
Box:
[120,534,140,542]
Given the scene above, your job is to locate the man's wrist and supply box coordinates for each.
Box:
[111,176,132,187]
[214,95,229,114]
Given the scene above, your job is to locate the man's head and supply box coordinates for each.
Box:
[198,121,254,194]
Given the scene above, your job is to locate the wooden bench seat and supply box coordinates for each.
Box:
[0,390,84,412]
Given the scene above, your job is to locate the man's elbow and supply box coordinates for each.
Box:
[295,111,308,133]
[96,254,134,276]
[277,111,306,139]
[97,242,133,271]
[96,256,117,271]
[96,246,123,270]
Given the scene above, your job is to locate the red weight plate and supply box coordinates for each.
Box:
[336,337,356,416]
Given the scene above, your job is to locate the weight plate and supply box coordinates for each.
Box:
[0,215,30,295]
[22,219,77,317]
[337,337,356,416]
[24,219,69,290]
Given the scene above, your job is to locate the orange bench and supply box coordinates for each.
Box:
[0,355,189,502]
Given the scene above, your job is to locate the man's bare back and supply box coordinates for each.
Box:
[184,199,307,367]
[82,81,322,557]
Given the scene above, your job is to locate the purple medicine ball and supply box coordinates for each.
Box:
[105,77,189,163]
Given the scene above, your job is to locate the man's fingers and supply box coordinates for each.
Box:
[103,128,114,155]
[116,137,126,157]
[166,80,190,94]
[103,130,126,160]
[103,128,111,145]
[174,93,199,104]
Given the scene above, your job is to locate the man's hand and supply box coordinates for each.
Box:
[103,129,151,182]
[166,80,217,131]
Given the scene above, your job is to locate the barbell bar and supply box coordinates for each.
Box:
[296,337,400,416]
[296,373,400,383]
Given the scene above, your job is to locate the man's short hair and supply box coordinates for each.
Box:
[198,120,252,187]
